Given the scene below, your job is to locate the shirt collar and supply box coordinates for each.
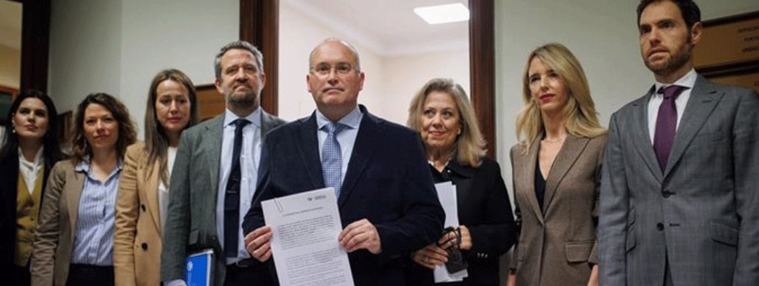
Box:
[654,68,697,94]
[75,155,124,177]
[223,107,262,128]
[316,106,362,131]
[18,146,44,166]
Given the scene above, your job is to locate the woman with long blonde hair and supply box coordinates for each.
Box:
[508,43,606,286]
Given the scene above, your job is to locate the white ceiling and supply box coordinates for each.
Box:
[0,0,22,50]
[283,0,469,56]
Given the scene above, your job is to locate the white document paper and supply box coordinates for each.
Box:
[433,182,469,282]
[262,187,355,286]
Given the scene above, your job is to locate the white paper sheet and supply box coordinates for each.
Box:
[433,182,469,282]
[262,187,355,286]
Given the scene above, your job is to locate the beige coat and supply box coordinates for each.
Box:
[114,143,163,286]
[509,133,606,286]
[30,160,85,286]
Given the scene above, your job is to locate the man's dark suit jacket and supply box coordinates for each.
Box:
[243,106,445,286]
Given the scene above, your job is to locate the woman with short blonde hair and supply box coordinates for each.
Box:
[407,79,486,167]
[407,78,516,286]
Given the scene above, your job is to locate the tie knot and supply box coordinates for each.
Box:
[322,122,347,135]
[658,85,685,100]
[233,118,251,129]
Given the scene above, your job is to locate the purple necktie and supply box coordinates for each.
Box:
[653,85,686,171]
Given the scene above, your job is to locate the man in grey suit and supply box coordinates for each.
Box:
[598,1,759,285]
[161,40,285,286]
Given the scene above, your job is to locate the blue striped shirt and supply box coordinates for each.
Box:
[71,158,122,265]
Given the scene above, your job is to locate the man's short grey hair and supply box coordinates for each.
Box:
[309,38,362,72]
[214,40,264,80]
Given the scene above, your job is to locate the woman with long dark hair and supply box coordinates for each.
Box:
[0,90,65,286]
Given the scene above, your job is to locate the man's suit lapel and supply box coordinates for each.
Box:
[297,114,326,189]
[260,110,279,135]
[630,89,664,183]
[663,76,722,178]
[338,110,381,207]
[204,116,225,194]
[543,134,588,214]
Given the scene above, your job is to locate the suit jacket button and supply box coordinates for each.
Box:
[656,223,664,231]
[662,190,673,198]
[141,243,148,250]
[141,204,146,212]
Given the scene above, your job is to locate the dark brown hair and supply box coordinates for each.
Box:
[71,93,137,163]
[637,0,701,30]
[0,89,65,166]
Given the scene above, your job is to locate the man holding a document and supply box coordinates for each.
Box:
[242,38,445,286]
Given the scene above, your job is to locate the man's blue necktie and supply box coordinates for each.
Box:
[321,122,346,196]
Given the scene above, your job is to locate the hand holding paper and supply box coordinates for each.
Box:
[261,187,355,286]
[244,226,273,262]
[339,219,381,254]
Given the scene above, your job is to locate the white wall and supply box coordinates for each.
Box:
[48,0,238,138]
[278,2,385,122]
[279,2,470,125]
[120,0,238,136]
[494,0,759,196]
[383,50,470,125]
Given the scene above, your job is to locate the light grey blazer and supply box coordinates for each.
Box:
[160,111,284,285]
[598,75,759,286]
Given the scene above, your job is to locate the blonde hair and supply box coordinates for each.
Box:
[408,78,486,167]
[515,43,606,151]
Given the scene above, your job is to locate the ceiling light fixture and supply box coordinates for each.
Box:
[414,3,470,25]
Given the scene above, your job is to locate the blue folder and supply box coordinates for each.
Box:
[186,249,214,286]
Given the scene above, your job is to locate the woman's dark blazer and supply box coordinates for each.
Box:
[0,151,56,269]
[408,158,517,286]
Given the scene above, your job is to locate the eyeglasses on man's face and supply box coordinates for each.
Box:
[310,62,356,76]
